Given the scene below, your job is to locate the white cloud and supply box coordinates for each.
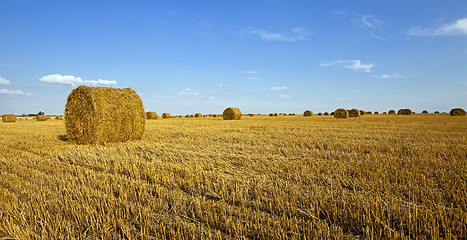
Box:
[219,83,223,87]
[39,74,117,87]
[0,75,11,85]
[177,88,200,96]
[246,71,258,74]
[0,88,33,96]
[279,94,292,99]
[374,73,402,79]
[320,60,374,72]
[336,10,385,38]
[248,28,309,42]
[246,76,262,80]
[408,18,467,36]
[270,86,287,91]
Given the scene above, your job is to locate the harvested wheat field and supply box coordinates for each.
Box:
[0,114,466,239]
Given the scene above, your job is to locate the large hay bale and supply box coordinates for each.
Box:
[65,85,145,144]
[2,114,16,123]
[223,107,242,120]
[398,109,412,115]
[36,115,48,121]
[334,108,348,118]
[450,108,465,116]
[146,112,158,119]
[388,110,396,114]
[303,110,313,117]
[348,109,361,117]
[195,113,202,118]
[162,113,171,118]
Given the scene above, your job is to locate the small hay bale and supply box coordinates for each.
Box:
[388,110,396,114]
[65,86,145,144]
[2,114,16,123]
[422,110,428,114]
[324,112,329,116]
[195,113,202,118]
[348,109,361,117]
[434,111,439,113]
[366,111,372,114]
[334,108,348,118]
[331,112,335,115]
[36,115,48,121]
[450,108,465,116]
[185,115,190,118]
[383,112,387,114]
[248,114,254,117]
[162,113,171,118]
[359,110,365,115]
[318,113,322,116]
[190,115,194,118]
[55,116,64,120]
[274,113,278,116]
[146,112,158,119]
[374,111,379,114]
[223,107,242,120]
[398,109,412,115]
[303,110,313,117]
[269,113,274,116]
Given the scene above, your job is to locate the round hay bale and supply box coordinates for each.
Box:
[223,107,242,120]
[65,85,145,144]
[388,110,396,114]
[146,112,158,119]
[382,112,387,114]
[450,108,465,116]
[274,113,278,116]
[318,112,322,116]
[398,109,412,115]
[334,108,348,118]
[374,111,379,114]
[422,110,428,114]
[55,116,64,120]
[248,114,254,117]
[2,114,16,123]
[359,110,365,115]
[330,112,335,116]
[324,112,329,116]
[434,111,440,113]
[348,109,361,117]
[303,110,313,116]
[366,111,372,114]
[36,115,48,121]
[195,113,202,118]
[162,113,171,118]
[269,113,274,116]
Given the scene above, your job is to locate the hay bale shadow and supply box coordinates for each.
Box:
[58,134,68,142]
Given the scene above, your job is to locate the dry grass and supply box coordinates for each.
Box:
[0,114,466,239]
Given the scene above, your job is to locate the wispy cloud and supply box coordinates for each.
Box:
[373,73,402,79]
[280,94,292,99]
[0,88,33,96]
[408,18,467,36]
[246,76,262,80]
[0,75,11,85]
[219,83,223,87]
[177,88,200,96]
[336,10,385,38]
[248,28,309,42]
[337,98,346,101]
[270,86,287,91]
[245,71,258,74]
[40,74,117,87]
[320,60,374,72]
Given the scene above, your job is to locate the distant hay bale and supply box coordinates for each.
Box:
[388,110,396,114]
[366,111,372,114]
[359,110,365,115]
[269,113,274,116]
[450,108,465,116]
[248,114,254,117]
[65,86,145,144]
[55,116,63,120]
[195,113,202,118]
[318,112,322,116]
[189,115,194,118]
[274,113,278,116]
[36,115,48,121]
[2,114,16,123]
[382,112,387,114]
[422,110,428,114]
[223,107,242,120]
[324,112,329,116]
[146,112,158,119]
[334,108,348,118]
[398,109,412,115]
[434,111,440,113]
[162,113,171,118]
[348,109,361,117]
[303,110,313,116]
[374,111,379,114]
[331,112,335,115]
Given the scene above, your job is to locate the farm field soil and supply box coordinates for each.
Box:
[0,114,466,239]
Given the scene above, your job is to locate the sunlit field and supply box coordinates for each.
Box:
[0,114,466,239]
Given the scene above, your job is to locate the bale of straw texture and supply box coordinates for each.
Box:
[303,110,313,116]
[397,109,412,115]
[422,110,428,114]
[36,115,48,121]
[223,107,242,120]
[388,110,396,114]
[450,108,465,116]
[348,109,361,117]
[334,108,348,118]
[324,112,329,116]
[2,114,16,123]
[195,113,202,118]
[65,85,145,144]
[146,112,158,119]
[162,113,171,118]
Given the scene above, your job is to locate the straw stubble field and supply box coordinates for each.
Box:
[0,114,466,239]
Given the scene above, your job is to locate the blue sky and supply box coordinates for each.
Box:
[1,0,466,115]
